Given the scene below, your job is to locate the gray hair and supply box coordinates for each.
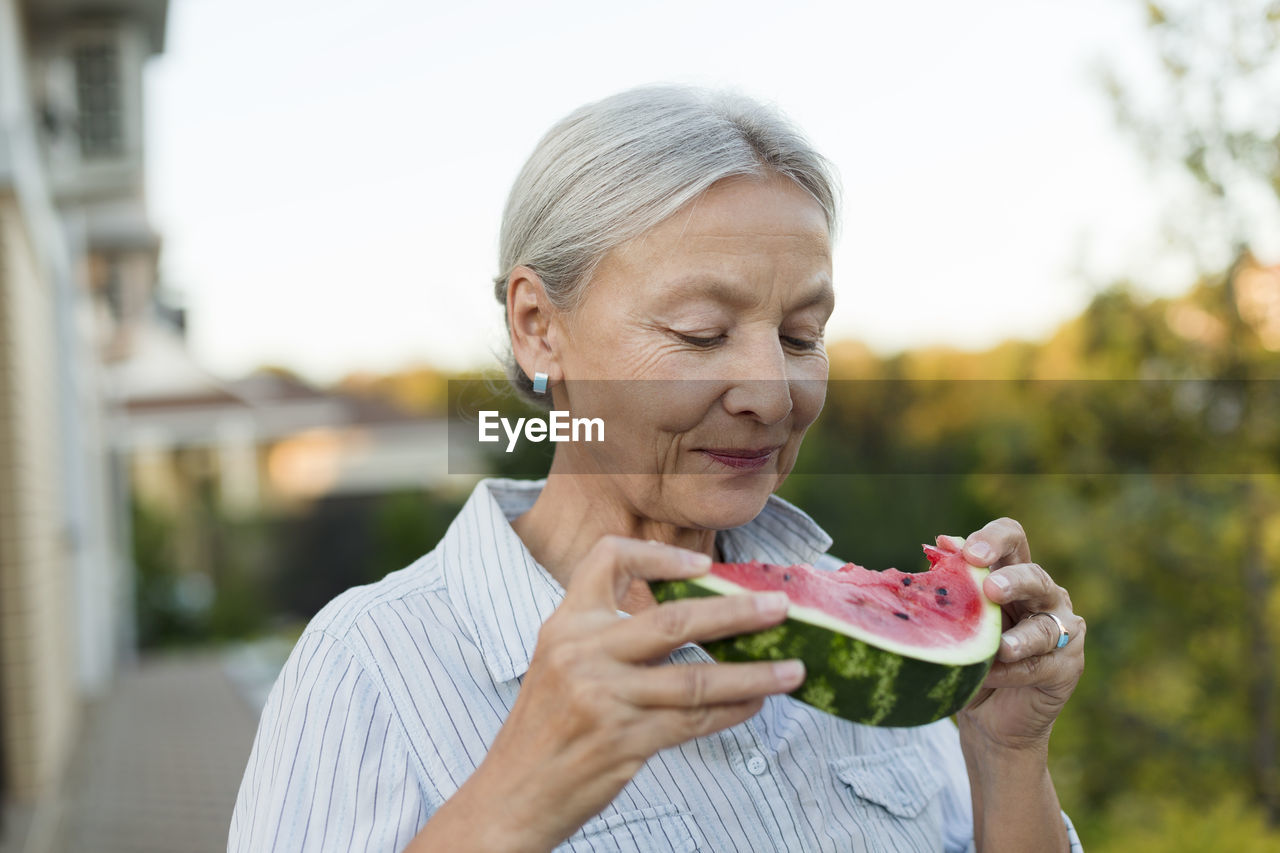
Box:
[493,83,842,402]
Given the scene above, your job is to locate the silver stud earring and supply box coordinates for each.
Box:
[532,372,548,394]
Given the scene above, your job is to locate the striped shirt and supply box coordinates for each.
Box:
[229,477,1084,852]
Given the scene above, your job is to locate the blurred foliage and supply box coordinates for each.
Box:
[372,490,470,576]
[1088,790,1280,852]
[267,489,467,623]
[132,495,206,647]
[337,364,453,416]
[132,489,466,645]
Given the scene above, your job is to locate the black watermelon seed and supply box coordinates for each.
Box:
[783,573,791,581]
[894,612,909,620]
[937,588,948,595]
[901,577,912,586]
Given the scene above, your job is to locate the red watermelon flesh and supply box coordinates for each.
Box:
[710,539,984,648]
[651,534,1001,725]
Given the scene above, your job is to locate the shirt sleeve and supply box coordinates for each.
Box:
[228,629,427,852]
[916,718,1084,852]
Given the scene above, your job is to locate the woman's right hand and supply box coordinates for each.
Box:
[414,535,803,853]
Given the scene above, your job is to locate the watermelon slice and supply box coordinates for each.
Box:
[650,535,1002,727]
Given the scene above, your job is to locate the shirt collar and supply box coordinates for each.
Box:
[440,477,835,684]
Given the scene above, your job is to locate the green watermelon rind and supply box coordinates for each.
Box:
[650,568,1002,728]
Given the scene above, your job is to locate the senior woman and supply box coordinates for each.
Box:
[229,85,1086,852]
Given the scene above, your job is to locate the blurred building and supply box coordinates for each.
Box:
[113,364,467,519]
[110,360,471,598]
[0,0,168,845]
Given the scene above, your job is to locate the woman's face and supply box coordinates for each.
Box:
[548,173,834,530]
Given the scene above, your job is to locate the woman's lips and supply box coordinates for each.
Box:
[698,446,782,471]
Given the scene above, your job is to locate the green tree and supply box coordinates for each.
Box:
[1100,0,1280,825]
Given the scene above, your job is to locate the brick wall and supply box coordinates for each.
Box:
[0,195,78,804]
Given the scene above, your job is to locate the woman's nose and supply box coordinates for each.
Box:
[720,336,794,424]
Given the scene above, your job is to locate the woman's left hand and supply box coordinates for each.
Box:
[956,517,1086,754]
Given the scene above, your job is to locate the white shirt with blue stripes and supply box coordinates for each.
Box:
[229,477,1084,852]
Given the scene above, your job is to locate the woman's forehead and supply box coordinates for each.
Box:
[633,175,830,251]
[592,184,831,308]
[605,174,827,260]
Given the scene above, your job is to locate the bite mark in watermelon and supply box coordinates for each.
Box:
[650,535,1002,727]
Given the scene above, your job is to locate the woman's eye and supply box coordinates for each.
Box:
[675,333,725,348]
[782,335,821,352]
[672,331,820,350]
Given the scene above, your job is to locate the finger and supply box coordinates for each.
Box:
[568,535,711,610]
[982,642,1085,690]
[962,517,1031,568]
[621,659,806,708]
[998,612,1085,661]
[600,592,790,662]
[984,562,1061,611]
[634,697,767,754]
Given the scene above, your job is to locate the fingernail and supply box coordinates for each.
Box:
[773,660,805,684]
[684,552,712,571]
[1002,634,1020,655]
[989,574,1010,593]
[756,592,790,615]
[968,541,993,562]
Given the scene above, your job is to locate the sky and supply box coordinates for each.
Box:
[143,0,1197,384]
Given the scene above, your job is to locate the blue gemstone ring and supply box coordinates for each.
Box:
[1025,611,1070,649]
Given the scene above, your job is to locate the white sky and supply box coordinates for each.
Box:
[143,0,1194,384]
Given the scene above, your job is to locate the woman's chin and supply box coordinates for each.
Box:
[667,474,779,531]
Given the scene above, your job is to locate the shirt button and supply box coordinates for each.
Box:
[746,751,768,776]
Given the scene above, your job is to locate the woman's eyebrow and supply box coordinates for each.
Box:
[663,275,834,311]
[793,281,836,312]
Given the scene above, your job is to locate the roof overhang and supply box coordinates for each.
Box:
[23,0,169,54]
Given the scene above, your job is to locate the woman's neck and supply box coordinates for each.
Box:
[510,470,719,612]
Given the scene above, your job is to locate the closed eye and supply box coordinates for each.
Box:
[675,333,725,348]
[782,335,821,352]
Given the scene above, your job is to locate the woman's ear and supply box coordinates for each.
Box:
[507,265,564,384]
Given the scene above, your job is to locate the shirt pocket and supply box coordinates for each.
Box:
[830,744,944,820]
[556,803,701,852]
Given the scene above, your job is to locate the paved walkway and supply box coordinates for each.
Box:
[51,651,264,853]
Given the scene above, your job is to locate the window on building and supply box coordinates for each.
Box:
[73,40,124,159]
